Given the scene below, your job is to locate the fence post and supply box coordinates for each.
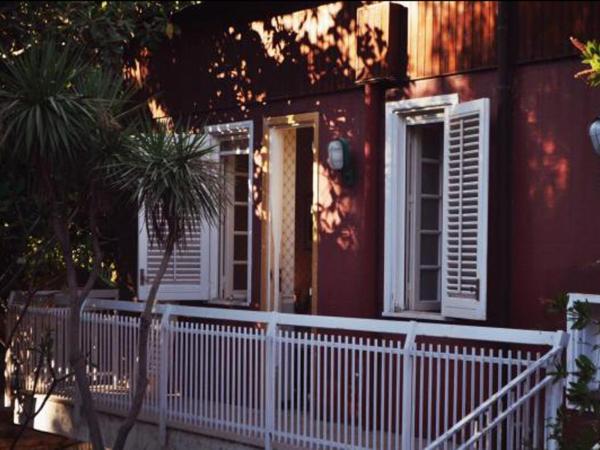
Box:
[401,321,418,450]
[264,312,278,450]
[72,300,89,421]
[4,295,15,408]
[544,331,567,450]
[158,306,173,447]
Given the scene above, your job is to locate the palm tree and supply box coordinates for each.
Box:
[0,41,114,449]
[0,41,224,450]
[108,121,223,449]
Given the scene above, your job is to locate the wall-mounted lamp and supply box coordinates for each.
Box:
[590,117,600,155]
[327,138,357,186]
[327,139,345,170]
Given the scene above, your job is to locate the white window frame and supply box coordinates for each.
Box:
[205,120,254,306]
[383,94,459,319]
[405,122,444,312]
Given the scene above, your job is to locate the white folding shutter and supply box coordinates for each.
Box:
[137,134,216,301]
[138,212,213,301]
[441,98,490,320]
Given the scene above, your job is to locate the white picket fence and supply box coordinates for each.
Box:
[6,297,566,450]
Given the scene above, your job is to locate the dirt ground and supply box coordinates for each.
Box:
[0,423,89,450]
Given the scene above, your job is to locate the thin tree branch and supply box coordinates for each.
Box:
[78,198,103,305]
[50,207,105,450]
[9,340,72,450]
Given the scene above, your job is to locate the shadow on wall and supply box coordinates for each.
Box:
[126,1,405,255]
[137,2,387,118]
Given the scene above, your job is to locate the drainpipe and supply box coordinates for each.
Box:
[364,81,385,319]
[496,1,515,326]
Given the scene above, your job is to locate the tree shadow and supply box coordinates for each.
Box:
[127,1,409,258]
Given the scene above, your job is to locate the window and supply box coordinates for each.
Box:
[208,121,253,304]
[384,95,490,320]
[217,132,252,302]
[137,121,254,304]
[405,123,444,312]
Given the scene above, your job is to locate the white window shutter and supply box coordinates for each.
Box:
[441,98,490,320]
[137,134,218,301]
[138,211,214,301]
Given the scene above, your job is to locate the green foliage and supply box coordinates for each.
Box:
[571,37,600,87]
[0,2,196,71]
[0,39,141,207]
[548,406,600,450]
[568,355,600,414]
[548,292,571,315]
[0,42,93,168]
[0,39,138,295]
[569,301,593,331]
[0,2,205,297]
[579,40,600,87]
[550,296,600,449]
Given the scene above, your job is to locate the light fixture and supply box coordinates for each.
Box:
[327,139,345,170]
[590,117,600,155]
[326,138,357,187]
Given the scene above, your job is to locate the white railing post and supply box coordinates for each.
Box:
[112,314,119,390]
[401,321,418,450]
[72,300,88,417]
[4,297,14,408]
[264,312,278,450]
[158,306,173,447]
[544,331,567,450]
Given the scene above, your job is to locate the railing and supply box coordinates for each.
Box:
[6,297,566,450]
[426,344,565,450]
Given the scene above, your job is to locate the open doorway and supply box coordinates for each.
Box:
[263,113,319,314]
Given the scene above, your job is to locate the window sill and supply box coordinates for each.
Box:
[203,298,250,307]
[381,310,452,322]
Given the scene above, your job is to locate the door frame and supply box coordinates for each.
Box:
[261,112,320,314]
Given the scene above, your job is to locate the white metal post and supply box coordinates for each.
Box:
[112,315,119,389]
[544,331,567,450]
[401,321,418,450]
[158,306,173,447]
[264,312,277,450]
[72,299,88,422]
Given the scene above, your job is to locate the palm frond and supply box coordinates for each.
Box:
[108,118,224,247]
[0,41,93,167]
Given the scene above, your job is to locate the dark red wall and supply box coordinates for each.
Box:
[143,2,600,330]
[204,88,374,318]
[388,61,600,330]
[509,60,600,330]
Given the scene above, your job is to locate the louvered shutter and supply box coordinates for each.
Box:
[441,99,490,320]
[138,211,215,301]
[137,133,218,301]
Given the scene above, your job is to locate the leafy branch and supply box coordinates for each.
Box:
[570,37,600,87]
[549,293,600,448]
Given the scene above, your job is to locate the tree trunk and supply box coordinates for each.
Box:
[52,214,105,450]
[113,236,175,450]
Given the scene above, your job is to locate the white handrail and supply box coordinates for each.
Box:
[457,374,555,449]
[82,298,561,346]
[425,339,566,449]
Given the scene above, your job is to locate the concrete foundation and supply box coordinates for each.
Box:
[31,396,261,450]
